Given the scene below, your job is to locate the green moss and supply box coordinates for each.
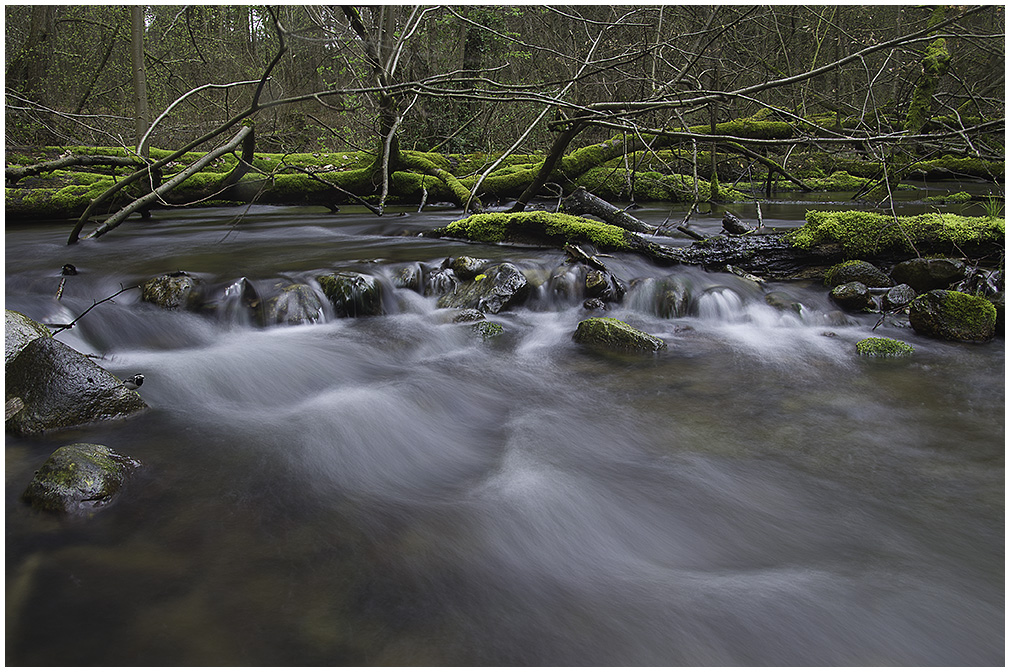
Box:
[572,317,667,352]
[441,211,633,250]
[904,37,950,133]
[786,210,1005,256]
[856,337,915,357]
[925,191,972,205]
[940,290,997,334]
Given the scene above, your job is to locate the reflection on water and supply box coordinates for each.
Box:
[5,203,1004,665]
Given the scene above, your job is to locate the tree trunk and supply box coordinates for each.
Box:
[562,187,657,234]
[131,6,151,158]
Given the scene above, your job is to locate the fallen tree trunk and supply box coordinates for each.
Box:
[561,186,657,234]
[6,154,144,185]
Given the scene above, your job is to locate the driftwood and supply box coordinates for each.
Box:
[562,186,657,234]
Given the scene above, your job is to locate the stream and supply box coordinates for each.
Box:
[5,193,1004,665]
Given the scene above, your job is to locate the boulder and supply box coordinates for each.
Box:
[882,284,917,311]
[765,290,804,315]
[891,258,966,292]
[908,289,996,342]
[6,309,51,365]
[266,283,327,325]
[829,281,873,311]
[6,334,148,435]
[392,263,424,292]
[855,337,915,357]
[22,443,141,514]
[572,317,667,353]
[452,308,486,323]
[824,260,893,288]
[423,267,458,297]
[471,321,505,341]
[316,272,383,317]
[437,262,531,314]
[450,256,488,281]
[141,271,206,310]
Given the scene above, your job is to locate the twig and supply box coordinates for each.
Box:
[49,285,140,335]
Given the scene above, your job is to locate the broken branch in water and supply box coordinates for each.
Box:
[49,284,140,335]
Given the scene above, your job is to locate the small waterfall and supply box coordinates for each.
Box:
[696,286,746,322]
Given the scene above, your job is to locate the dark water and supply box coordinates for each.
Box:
[5,195,1004,666]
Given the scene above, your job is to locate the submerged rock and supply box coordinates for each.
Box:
[141,271,206,310]
[392,263,424,292]
[882,284,917,311]
[572,317,667,353]
[764,290,804,315]
[453,308,486,323]
[316,272,383,317]
[908,289,996,342]
[266,283,327,325]
[22,443,140,514]
[824,260,893,288]
[437,262,531,314]
[471,321,505,340]
[891,258,966,292]
[856,337,915,357]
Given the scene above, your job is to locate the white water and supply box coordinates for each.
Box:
[5,204,1004,665]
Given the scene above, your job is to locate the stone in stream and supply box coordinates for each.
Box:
[572,317,667,353]
[891,258,966,292]
[824,260,894,289]
[141,271,206,310]
[829,281,873,312]
[437,262,531,314]
[265,283,327,325]
[908,289,996,342]
[316,272,383,317]
[22,443,141,514]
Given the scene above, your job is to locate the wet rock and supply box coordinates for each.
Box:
[471,321,505,340]
[891,258,966,292]
[764,291,804,315]
[437,262,531,314]
[22,443,141,514]
[722,212,752,235]
[548,264,588,301]
[316,272,383,317]
[423,267,458,297]
[392,263,424,292]
[908,289,996,342]
[583,298,607,311]
[450,256,488,281]
[829,281,872,311]
[266,283,327,325]
[573,317,667,353]
[855,337,915,358]
[453,308,486,323]
[824,260,894,288]
[5,324,147,435]
[629,276,692,318]
[141,271,205,310]
[212,277,262,325]
[6,309,51,365]
[882,283,917,311]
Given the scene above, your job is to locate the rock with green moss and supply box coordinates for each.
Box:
[786,210,1005,257]
[265,283,327,325]
[925,191,972,205]
[824,260,893,288]
[890,258,966,292]
[141,271,206,311]
[908,289,996,342]
[572,317,667,353]
[437,262,530,314]
[431,211,635,251]
[22,443,141,514]
[471,321,505,340]
[856,337,915,358]
[316,272,383,317]
[450,256,488,281]
[5,315,147,435]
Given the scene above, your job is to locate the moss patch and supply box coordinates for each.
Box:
[856,337,915,357]
[786,210,1005,257]
[439,211,634,250]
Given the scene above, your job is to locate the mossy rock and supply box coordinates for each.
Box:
[908,289,996,342]
[316,272,383,317]
[824,260,893,288]
[572,317,667,353]
[141,271,206,311]
[856,337,915,357]
[786,210,1005,257]
[925,191,972,205]
[450,255,489,281]
[470,320,505,340]
[22,443,141,514]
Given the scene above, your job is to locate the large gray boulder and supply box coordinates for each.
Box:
[22,443,140,514]
[908,289,996,342]
[437,262,531,314]
[6,309,51,364]
[572,317,667,353]
[5,311,147,435]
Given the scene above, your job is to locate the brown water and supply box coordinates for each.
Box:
[5,194,1004,665]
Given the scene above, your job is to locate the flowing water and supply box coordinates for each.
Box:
[5,196,1004,665]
